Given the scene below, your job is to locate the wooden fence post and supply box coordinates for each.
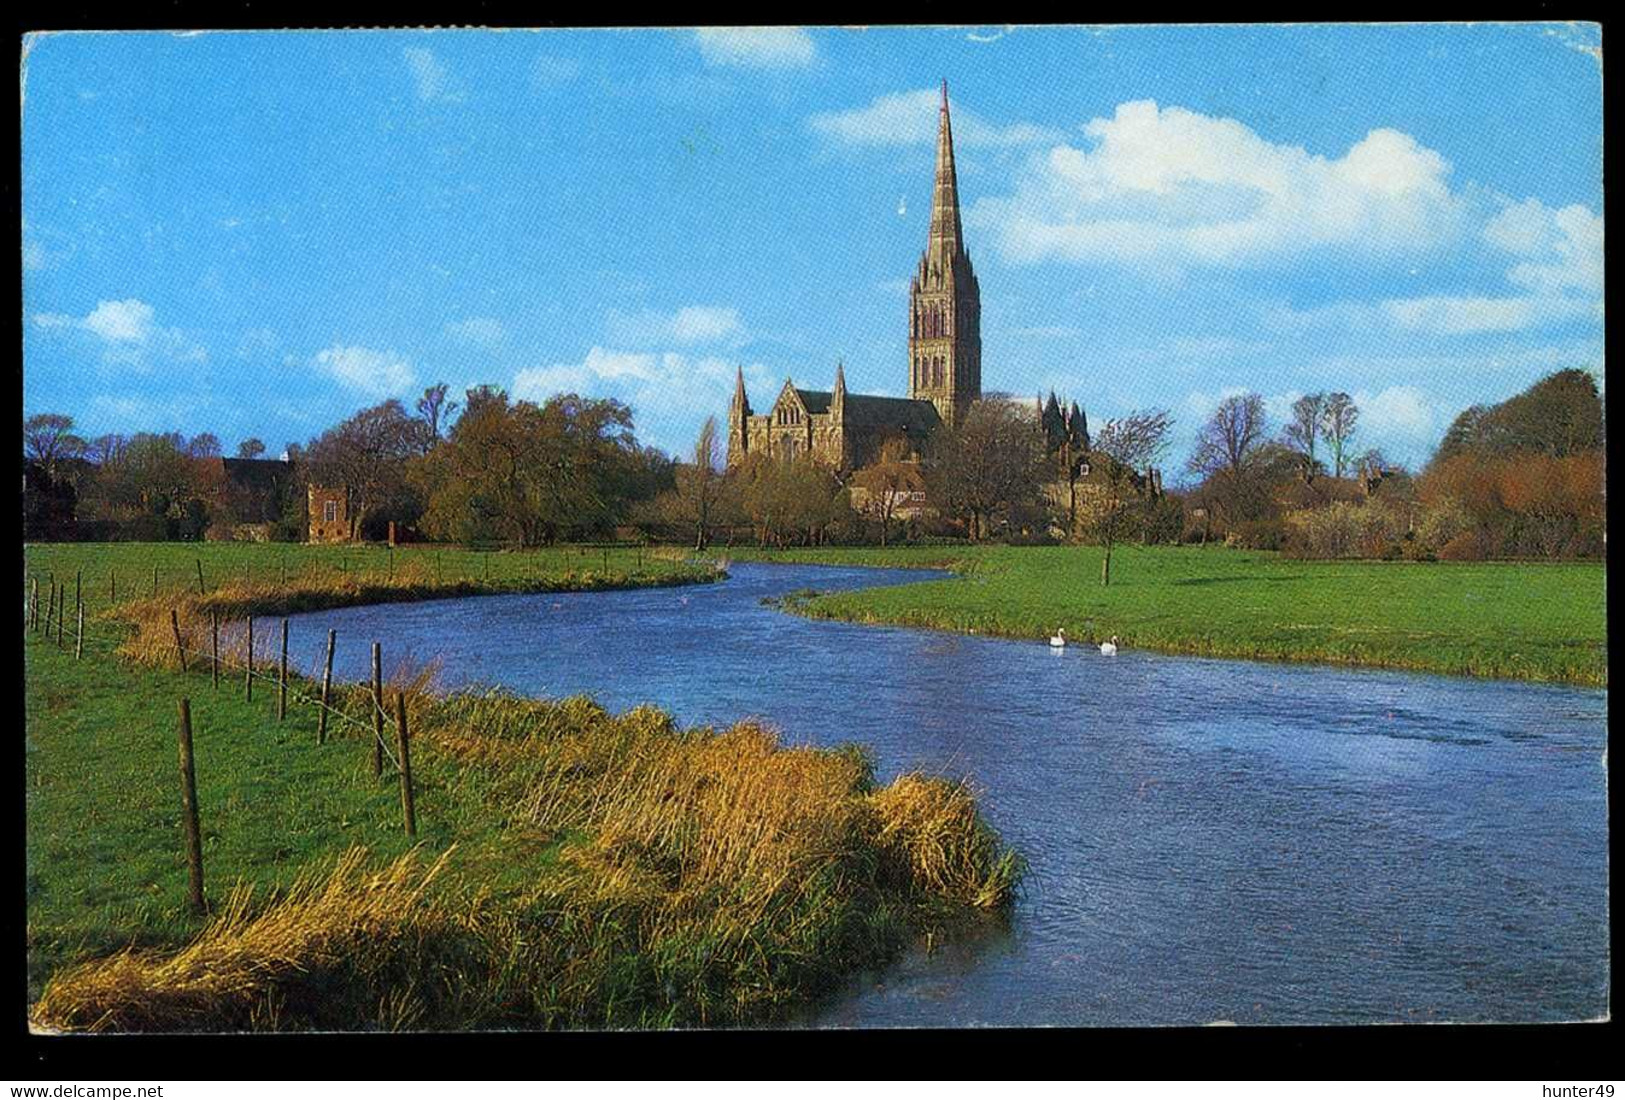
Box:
[75,570,81,615]
[211,612,220,689]
[170,609,188,672]
[245,616,254,702]
[152,564,158,598]
[56,584,65,647]
[43,580,53,636]
[176,698,206,916]
[110,570,116,605]
[29,577,38,631]
[394,691,416,836]
[196,559,206,595]
[371,642,384,778]
[278,619,289,721]
[317,628,336,744]
[75,597,83,660]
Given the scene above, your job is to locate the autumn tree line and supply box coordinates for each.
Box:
[23,367,1604,561]
[1179,368,1605,560]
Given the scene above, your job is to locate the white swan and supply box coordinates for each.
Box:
[1100,635,1120,656]
[1049,628,1067,648]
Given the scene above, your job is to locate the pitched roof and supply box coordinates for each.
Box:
[793,388,833,414]
[844,394,941,434]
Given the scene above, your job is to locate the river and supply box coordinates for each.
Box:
[283,561,1609,1027]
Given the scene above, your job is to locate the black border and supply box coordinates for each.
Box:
[12,4,1616,1082]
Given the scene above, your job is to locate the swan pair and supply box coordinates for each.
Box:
[1049,629,1121,656]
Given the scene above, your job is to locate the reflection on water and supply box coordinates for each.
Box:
[285,562,1609,1026]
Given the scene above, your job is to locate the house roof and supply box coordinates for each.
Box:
[218,457,292,491]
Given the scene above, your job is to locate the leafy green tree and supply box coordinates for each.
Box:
[411,391,649,547]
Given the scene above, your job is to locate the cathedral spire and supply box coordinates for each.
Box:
[732,364,750,415]
[929,80,964,261]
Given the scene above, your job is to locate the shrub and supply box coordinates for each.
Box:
[1438,530,1488,561]
[1225,519,1283,551]
[1284,501,1407,559]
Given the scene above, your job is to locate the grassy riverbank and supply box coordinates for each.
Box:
[24,541,1021,1030]
[726,544,1607,687]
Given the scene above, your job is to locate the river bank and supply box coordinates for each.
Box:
[722,545,1607,687]
[23,544,1022,1031]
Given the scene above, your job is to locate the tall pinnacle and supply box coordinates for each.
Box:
[929,79,964,260]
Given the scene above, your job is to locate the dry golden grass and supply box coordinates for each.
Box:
[31,847,459,1033]
[36,563,1021,1031]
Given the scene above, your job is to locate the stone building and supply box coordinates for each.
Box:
[728,82,977,471]
[307,484,351,544]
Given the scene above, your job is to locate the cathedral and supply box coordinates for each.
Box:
[727,82,981,471]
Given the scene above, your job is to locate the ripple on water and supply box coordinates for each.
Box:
[284,562,1610,1027]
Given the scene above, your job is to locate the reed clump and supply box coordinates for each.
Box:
[107,559,719,671]
[34,684,1022,1031]
[32,847,466,1033]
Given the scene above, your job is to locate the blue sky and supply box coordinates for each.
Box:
[22,24,1604,473]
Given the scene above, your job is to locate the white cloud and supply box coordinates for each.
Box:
[443,317,506,349]
[403,47,465,104]
[312,345,416,397]
[1353,385,1439,443]
[810,87,1063,148]
[693,28,817,70]
[1485,198,1603,296]
[530,54,581,89]
[31,298,205,368]
[606,305,745,348]
[84,298,156,343]
[513,346,774,428]
[1378,294,1598,336]
[235,327,279,360]
[972,100,1466,270]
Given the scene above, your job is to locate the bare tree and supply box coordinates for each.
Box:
[927,398,1046,540]
[1320,392,1360,478]
[1085,409,1172,586]
[236,437,267,459]
[667,416,726,550]
[23,413,86,473]
[304,400,428,540]
[1283,392,1326,472]
[85,433,127,467]
[850,437,923,546]
[416,382,459,449]
[1187,393,1271,479]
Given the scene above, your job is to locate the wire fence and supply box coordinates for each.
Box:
[24,580,409,775]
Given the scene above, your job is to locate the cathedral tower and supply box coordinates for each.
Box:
[908,81,982,426]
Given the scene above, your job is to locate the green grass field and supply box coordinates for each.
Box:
[23,540,689,609]
[727,544,1607,686]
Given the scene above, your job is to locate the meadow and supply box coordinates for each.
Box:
[727,544,1607,686]
[23,541,1021,1031]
